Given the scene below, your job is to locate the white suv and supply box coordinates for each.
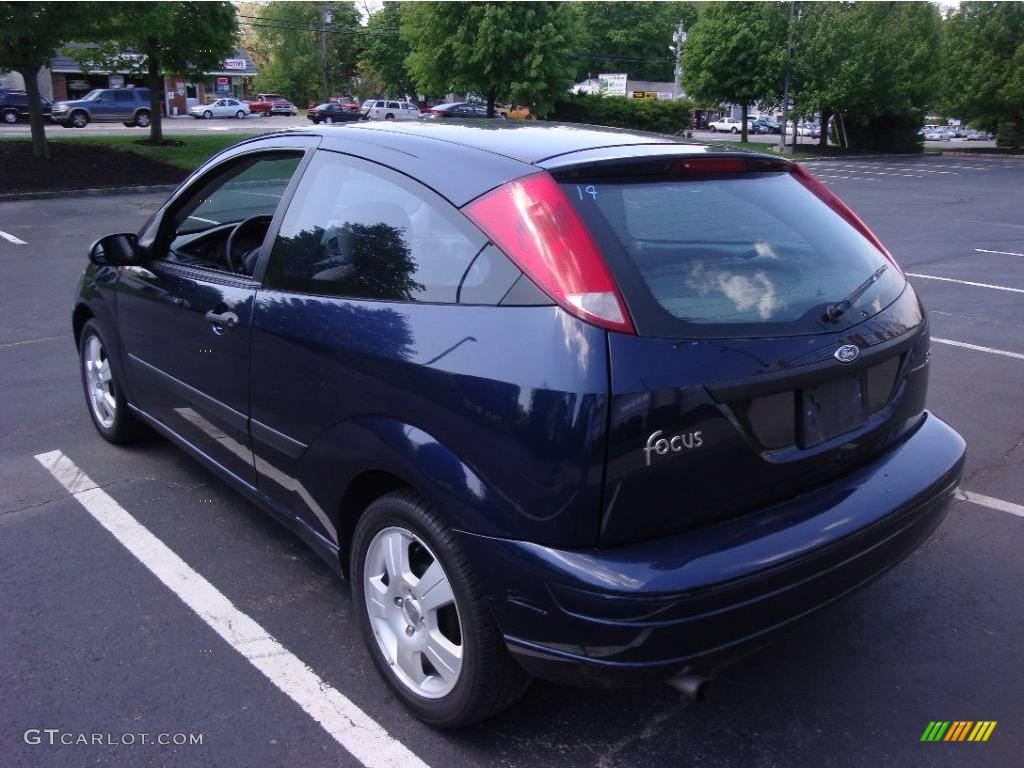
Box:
[365,100,421,121]
[708,117,744,133]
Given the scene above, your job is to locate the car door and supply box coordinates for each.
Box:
[91,91,118,120]
[117,142,313,485]
[111,90,135,120]
[249,149,491,545]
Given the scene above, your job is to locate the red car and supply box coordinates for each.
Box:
[246,93,298,117]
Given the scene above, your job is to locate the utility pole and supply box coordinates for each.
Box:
[321,6,333,103]
[672,19,687,100]
[778,1,795,153]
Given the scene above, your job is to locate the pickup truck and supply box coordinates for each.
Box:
[245,93,298,117]
[707,117,745,133]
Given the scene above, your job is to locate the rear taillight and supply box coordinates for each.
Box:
[463,172,635,334]
[430,109,442,117]
[790,163,901,271]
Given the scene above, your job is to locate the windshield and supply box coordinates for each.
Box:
[561,171,906,338]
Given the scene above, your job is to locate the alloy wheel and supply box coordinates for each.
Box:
[362,526,464,699]
[2,110,17,124]
[83,334,116,429]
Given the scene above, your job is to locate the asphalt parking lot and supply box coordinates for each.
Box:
[1,153,1021,767]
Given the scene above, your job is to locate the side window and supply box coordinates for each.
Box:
[163,152,303,275]
[387,101,400,109]
[113,91,134,103]
[375,101,385,108]
[265,151,487,303]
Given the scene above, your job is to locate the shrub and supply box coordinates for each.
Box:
[843,112,924,153]
[550,93,693,134]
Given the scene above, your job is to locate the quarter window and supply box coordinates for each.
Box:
[264,151,487,302]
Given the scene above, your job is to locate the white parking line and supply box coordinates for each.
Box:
[906,273,1024,294]
[34,450,430,768]
[0,229,27,245]
[932,337,1024,361]
[957,489,1024,518]
[975,248,1024,258]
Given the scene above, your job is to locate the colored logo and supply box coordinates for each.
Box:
[834,344,860,363]
[921,721,997,742]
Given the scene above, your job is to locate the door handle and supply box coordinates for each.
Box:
[204,309,239,333]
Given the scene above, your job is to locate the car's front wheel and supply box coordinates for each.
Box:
[2,109,17,124]
[351,491,529,727]
[79,320,141,443]
[203,110,212,119]
[70,110,88,128]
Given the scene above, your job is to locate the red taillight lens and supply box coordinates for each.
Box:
[463,172,635,334]
[790,163,901,271]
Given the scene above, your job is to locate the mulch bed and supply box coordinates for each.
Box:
[1,141,187,194]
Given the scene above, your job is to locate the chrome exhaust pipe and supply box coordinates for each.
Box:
[668,672,710,701]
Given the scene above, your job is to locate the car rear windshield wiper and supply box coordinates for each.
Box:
[823,264,889,322]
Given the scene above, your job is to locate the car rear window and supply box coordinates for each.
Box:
[560,169,906,338]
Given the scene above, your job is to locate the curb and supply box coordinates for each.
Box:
[0,184,179,202]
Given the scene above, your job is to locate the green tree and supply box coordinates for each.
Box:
[569,2,699,83]
[70,1,237,143]
[943,2,1024,148]
[250,2,362,107]
[402,1,578,117]
[681,1,787,141]
[358,2,414,98]
[0,1,91,158]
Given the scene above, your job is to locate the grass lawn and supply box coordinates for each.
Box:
[43,133,242,169]
[0,133,257,194]
[0,133,245,171]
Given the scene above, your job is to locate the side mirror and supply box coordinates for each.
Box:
[89,233,139,266]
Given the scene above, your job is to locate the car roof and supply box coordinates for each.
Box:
[228,122,773,206]
[317,120,706,165]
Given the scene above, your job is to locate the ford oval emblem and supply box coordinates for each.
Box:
[834,344,860,363]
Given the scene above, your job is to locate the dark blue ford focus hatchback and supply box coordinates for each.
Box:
[74,122,966,726]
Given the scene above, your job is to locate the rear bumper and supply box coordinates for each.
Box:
[455,412,965,686]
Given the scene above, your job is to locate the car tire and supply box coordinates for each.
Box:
[203,110,212,119]
[235,110,245,119]
[134,110,150,128]
[731,126,738,134]
[79,320,142,444]
[709,125,716,132]
[2,109,18,124]
[351,490,530,727]
[70,110,88,128]
[384,113,395,120]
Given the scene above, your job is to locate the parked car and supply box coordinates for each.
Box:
[750,116,780,135]
[923,128,953,141]
[51,87,152,128]
[364,99,422,121]
[708,116,743,132]
[242,94,286,116]
[75,122,964,728]
[0,90,53,124]
[428,102,503,119]
[498,104,535,120]
[307,102,365,124]
[189,98,251,120]
[964,129,994,141]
